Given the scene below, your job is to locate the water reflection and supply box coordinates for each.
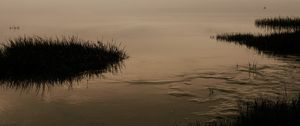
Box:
[0,36,127,92]
[0,62,124,92]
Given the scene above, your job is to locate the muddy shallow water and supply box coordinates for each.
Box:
[0,0,300,125]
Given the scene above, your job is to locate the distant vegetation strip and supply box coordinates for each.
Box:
[215,17,300,57]
[216,31,300,56]
[255,17,300,32]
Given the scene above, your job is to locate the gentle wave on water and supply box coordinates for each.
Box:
[117,60,300,121]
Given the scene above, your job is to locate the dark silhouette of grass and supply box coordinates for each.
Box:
[229,97,300,126]
[185,96,300,126]
[255,17,300,32]
[216,31,300,56]
[0,36,128,90]
[216,17,300,57]
[211,96,300,126]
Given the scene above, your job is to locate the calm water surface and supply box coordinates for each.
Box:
[0,0,300,125]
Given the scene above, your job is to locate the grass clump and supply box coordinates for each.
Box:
[185,96,300,126]
[207,96,300,126]
[0,36,128,86]
[232,97,300,126]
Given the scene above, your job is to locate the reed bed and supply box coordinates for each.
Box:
[182,96,300,126]
[255,17,300,32]
[0,36,128,87]
[205,96,300,126]
[216,17,300,56]
[216,31,300,56]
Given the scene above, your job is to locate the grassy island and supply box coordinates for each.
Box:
[0,36,128,86]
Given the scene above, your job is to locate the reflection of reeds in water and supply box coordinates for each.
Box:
[216,17,300,57]
[0,36,128,91]
[255,17,300,32]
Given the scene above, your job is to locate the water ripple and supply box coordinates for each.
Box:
[122,62,300,121]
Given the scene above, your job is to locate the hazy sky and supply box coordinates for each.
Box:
[1,0,300,16]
